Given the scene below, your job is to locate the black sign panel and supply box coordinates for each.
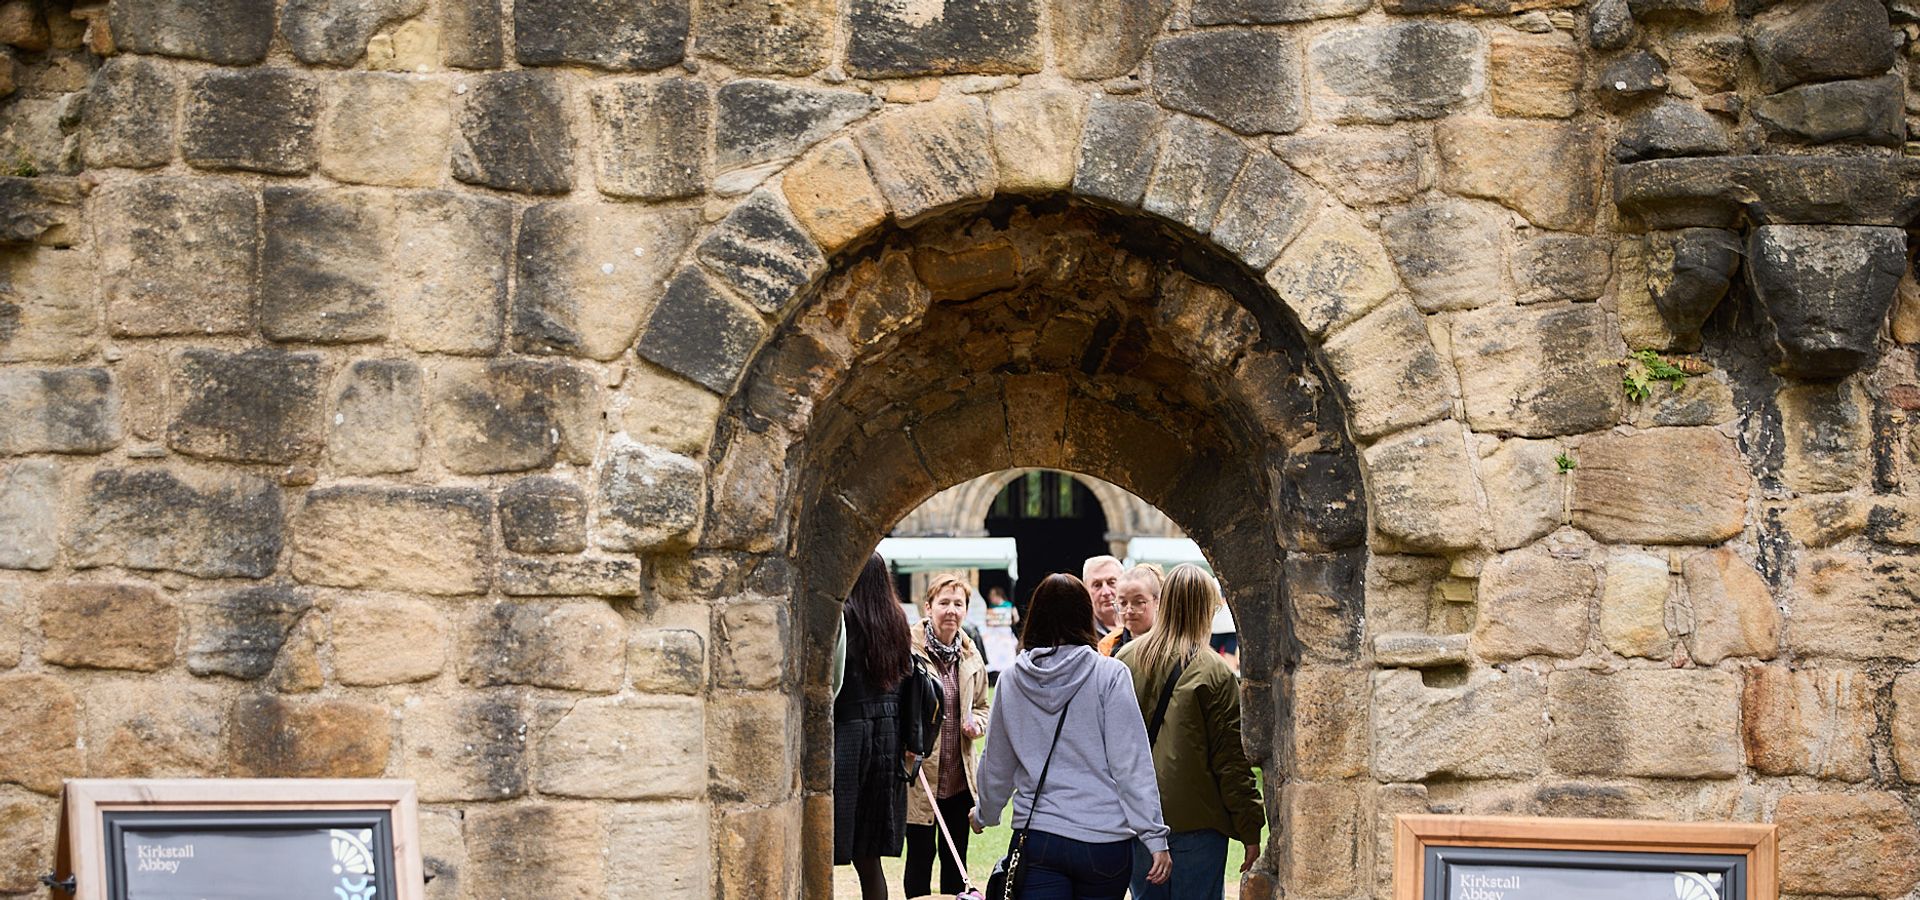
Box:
[1425,846,1747,900]
[104,810,397,900]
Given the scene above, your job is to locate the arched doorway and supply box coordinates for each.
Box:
[982,469,1109,608]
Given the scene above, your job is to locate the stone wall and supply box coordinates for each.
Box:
[2,0,1920,898]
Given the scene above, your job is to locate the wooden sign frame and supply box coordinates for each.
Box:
[1394,814,1778,900]
[55,779,425,900]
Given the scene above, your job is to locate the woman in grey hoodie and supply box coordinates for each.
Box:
[970,573,1172,899]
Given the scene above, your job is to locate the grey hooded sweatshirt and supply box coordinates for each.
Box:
[974,644,1170,853]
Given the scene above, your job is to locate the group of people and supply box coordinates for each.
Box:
[833,552,1262,900]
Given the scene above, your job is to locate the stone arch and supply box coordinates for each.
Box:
[895,468,1171,552]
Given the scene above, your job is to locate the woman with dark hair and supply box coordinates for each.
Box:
[971,573,1172,900]
[834,552,914,900]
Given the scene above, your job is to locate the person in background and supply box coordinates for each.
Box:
[982,586,1020,687]
[833,553,915,900]
[1098,564,1162,658]
[904,573,992,899]
[1083,555,1124,637]
[972,573,1171,900]
[1115,564,1263,900]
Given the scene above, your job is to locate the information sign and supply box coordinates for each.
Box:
[1394,815,1777,900]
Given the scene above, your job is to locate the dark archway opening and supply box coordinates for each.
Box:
[984,470,1110,615]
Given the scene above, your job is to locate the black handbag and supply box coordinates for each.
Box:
[985,677,1087,900]
[898,655,944,779]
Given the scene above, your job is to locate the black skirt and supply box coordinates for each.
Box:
[833,695,907,863]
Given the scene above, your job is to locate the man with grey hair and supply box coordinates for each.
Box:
[1083,554,1123,637]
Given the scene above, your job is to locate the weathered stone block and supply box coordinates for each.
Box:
[1373,668,1545,781]
[1291,667,1368,779]
[536,696,705,798]
[167,349,324,464]
[1489,30,1579,118]
[708,691,795,804]
[331,595,446,686]
[259,187,391,343]
[595,439,704,551]
[1895,672,1920,783]
[181,68,319,174]
[1053,0,1168,78]
[1678,547,1779,664]
[0,794,51,893]
[465,805,604,899]
[514,0,686,70]
[429,359,599,474]
[590,77,708,200]
[1438,118,1600,231]
[1283,782,1359,897]
[630,627,705,694]
[1072,97,1163,208]
[39,582,177,672]
[1571,428,1747,544]
[607,802,709,899]
[1208,154,1313,272]
[1746,0,1895,93]
[717,80,877,172]
[402,691,527,801]
[329,359,422,475]
[441,0,502,67]
[499,557,642,597]
[1309,23,1483,124]
[781,139,887,253]
[384,191,507,343]
[698,192,827,316]
[635,267,769,393]
[1153,30,1302,135]
[854,98,997,224]
[1452,304,1622,437]
[1548,669,1740,778]
[1789,552,1920,662]
[513,201,699,360]
[847,0,1040,77]
[1381,198,1501,313]
[1753,74,1904,147]
[1476,438,1563,551]
[1142,116,1245,235]
[83,681,225,777]
[0,248,97,363]
[185,584,313,679]
[1748,224,1906,378]
[714,802,798,898]
[461,601,625,691]
[611,363,723,457]
[1599,550,1671,659]
[1596,51,1668,110]
[0,368,117,455]
[1364,421,1487,552]
[1743,667,1873,781]
[70,469,283,579]
[1273,132,1421,208]
[1321,299,1452,441]
[714,601,787,690]
[1777,380,1869,493]
[1644,227,1739,337]
[0,461,55,570]
[454,71,574,194]
[1775,792,1920,898]
[500,477,588,555]
[83,57,175,168]
[1615,101,1732,163]
[1265,203,1399,337]
[0,673,77,793]
[293,486,491,595]
[1191,0,1369,22]
[97,178,256,337]
[320,73,450,187]
[109,0,274,64]
[693,0,833,75]
[1474,539,1595,661]
[283,0,426,65]
[231,695,391,778]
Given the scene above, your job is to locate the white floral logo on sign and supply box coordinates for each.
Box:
[1673,872,1722,900]
[330,829,377,900]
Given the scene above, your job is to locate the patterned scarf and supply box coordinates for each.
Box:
[923,619,963,667]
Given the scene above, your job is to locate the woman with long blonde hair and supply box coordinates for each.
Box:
[1115,564,1262,900]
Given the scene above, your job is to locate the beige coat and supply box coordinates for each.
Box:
[907,624,991,826]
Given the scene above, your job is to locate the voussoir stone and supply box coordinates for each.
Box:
[855,98,998,224]
[293,486,492,595]
[591,77,709,200]
[39,582,178,671]
[514,0,687,71]
[1775,792,1920,898]
[1474,539,1596,661]
[1209,153,1314,271]
[636,267,771,393]
[1572,428,1746,544]
[329,359,423,475]
[1742,667,1874,781]
[429,359,600,474]
[462,601,625,692]
[185,583,313,679]
[182,68,320,174]
[717,80,877,172]
[513,201,699,360]
[595,439,704,551]
[1363,420,1488,552]
[1309,22,1484,124]
[97,177,257,337]
[693,0,833,75]
[1320,299,1452,441]
[989,89,1085,195]
[1273,131,1422,208]
[230,695,391,778]
[167,349,326,464]
[782,139,888,253]
[454,71,574,194]
[846,0,1041,77]
[1548,668,1740,778]
[697,191,827,316]
[82,57,175,168]
[1748,224,1905,378]
[1373,668,1545,781]
[1072,97,1163,208]
[1152,30,1303,135]
[1451,304,1622,437]
[536,696,705,799]
[70,468,283,579]
[1142,116,1245,235]
[109,0,274,64]
[0,367,119,455]
[1265,202,1399,337]
[1439,118,1601,231]
[283,0,427,65]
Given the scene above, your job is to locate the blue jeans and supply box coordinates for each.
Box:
[1129,829,1228,900]
[1014,830,1133,900]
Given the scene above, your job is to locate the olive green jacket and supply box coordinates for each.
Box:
[1114,643,1263,847]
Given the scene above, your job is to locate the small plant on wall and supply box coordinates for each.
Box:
[1621,350,1691,402]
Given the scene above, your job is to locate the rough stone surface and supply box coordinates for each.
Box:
[181,68,320,174]
[1381,198,1502,312]
[608,802,710,899]
[514,0,686,70]
[320,73,451,187]
[390,192,512,354]
[513,202,699,361]
[630,628,705,694]
[83,681,226,777]
[591,78,709,200]
[1474,539,1595,661]
[97,178,257,337]
[1438,118,1600,231]
[1142,116,1246,235]
[441,0,503,68]
[0,367,118,455]
[1615,101,1731,163]
[717,80,877,172]
[1775,793,1920,898]
[698,192,827,316]
[596,440,705,551]
[1895,672,1920,783]
[1073,97,1164,208]
[1373,668,1545,781]
[109,0,274,64]
[1548,669,1740,778]
[70,469,283,579]
[1748,225,1906,378]
[329,359,422,475]
[1451,304,1622,437]
[1364,421,1487,552]
[536,696,704,798]
[293,486,492,595]
[1489,30,1580,118]
[499,557,642,597]
[846,0,1041,77]
[1152,30,1302,135]
[1320,299,1452,441]
[331,595,447,686]
[1477,438,1563,550]
[1572,428,1747,544]
[856,98,998,224]
[1645,227,1739,335]
[635,268,770,394]
[1272,131,1421,207]
[82,57,175,168]
[1752,75,1904,147]
[1053,0,1168,79]
[1742,667,1873,781]
[1777,380,1870,494]
[168,350,325,464]
[0,461,56,570]
[1284,782,1359,897]
[430,359,599,474]
[461,601,625,692]
[1209,154,1314,271]
[1789,553,1920,662]
[989,89,1084,195]
[185,584,313,679]
[694,0,833,75]
[501,477,589,554]
[1599,550,1671,659]
[1309,23,1484,124]
[39,582,177,672]
[1192,0,1370,23]
[454,72,574,194]
[259,187,392,343]
[1746,0,1895,93]
[464,805,604,899]
[403,691,528,801]
[230,695,391,778]
[0,673,77,793]
[782,139,888,253]
[0,249,97,364]
[283,0,426,65]
[1291,667,1369,779]
[1265,203,1399,337]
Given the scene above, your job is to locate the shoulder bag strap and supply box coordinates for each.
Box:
[1146,651,1191,747]
[1020,674,1090,831]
